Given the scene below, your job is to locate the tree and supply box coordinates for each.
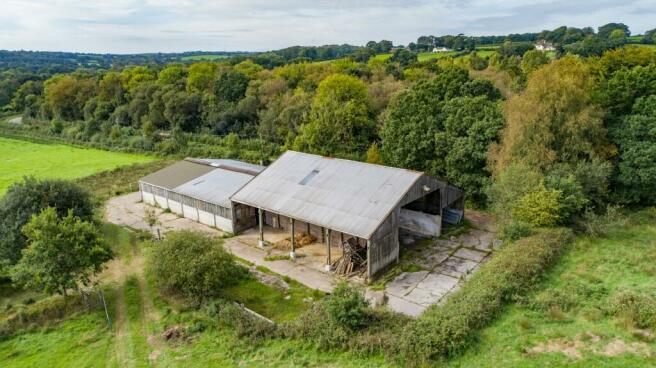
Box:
[11,208,113,296]
[381,66,500,175]
[644,28,656,44]
[598,23,630,39]
[147,230,245,304]
[157,64,187,87]
[520,50,549,75]
[293,74,374,156]
[610,95,656,204]
[214,71,249,103]
[0,178,94,265]
[491,56,611,174]
[434,96,504,205]
[44,75,96,120]
[388,49,417,67]
[163,90,201,132]
[187,62,218,92]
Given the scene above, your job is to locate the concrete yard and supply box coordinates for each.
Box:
[105,192,499,317]
[384,225,499,316]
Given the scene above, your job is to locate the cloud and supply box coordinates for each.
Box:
[0,0,653,53]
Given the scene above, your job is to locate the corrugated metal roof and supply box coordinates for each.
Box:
[139,160,215,189]
[173,168,255,208]
[231,151,423,239]
[194,159,265,175]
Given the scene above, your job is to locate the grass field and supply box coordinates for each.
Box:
[181,54,229,61]
[0,136,155,195]
[445,209,656,367]
[0,223,388,367]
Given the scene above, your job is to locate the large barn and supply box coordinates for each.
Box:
[139,158,265,233]
[230,151,464,278]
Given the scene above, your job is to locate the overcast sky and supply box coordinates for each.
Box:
[0,0,654,54]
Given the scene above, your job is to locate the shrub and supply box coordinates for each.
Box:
[397,228,572,365]
[581,204,624,237]
[500,220,533,241]
[282,301,407,356]
[607,290,656,330]
[511,188,563,227]
[0,178,94,265]
[324,283,369,330]
[148,230,246,304]
[205,299,276,340]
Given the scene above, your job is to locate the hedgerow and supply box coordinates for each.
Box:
[397,227,573,365]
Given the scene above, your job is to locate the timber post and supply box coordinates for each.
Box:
[290,218,296,259]
[258,208,264,248]
[325,228,332,271]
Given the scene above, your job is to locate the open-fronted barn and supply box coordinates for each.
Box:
[139,158,264,233]
[230,150,464,278]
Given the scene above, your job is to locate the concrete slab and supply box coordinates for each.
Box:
[386,271,429,297]
[416,273,459,294]
[405,287,445,306]
[386,294,426,317]
[453,247,489,262]
[435,257,479,278]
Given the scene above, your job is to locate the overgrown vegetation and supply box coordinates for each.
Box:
[398,228,573,365]
[147,230,247,305]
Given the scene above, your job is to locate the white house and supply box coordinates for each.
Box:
[535,40,556,51]
[432,46,452,53]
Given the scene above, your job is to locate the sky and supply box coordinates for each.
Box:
[0,0,654,54]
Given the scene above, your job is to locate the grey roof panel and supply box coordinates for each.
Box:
[139,160,215,189]
[173,168,255,208]
[195,159,265,175]
[231,151,423,239]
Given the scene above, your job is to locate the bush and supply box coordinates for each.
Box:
[324,283,369,330]
[500,220,533,241]
[511,188,562,227]
[607,290,656,330]
[205,299,276,340]
[397,228,573,365]
[0,178,94,265]
[580,204,624,237]
[282,301,407,356]
[148,230,246,304]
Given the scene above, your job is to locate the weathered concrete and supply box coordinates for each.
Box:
[383,221,498,315]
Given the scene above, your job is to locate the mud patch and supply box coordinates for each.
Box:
[526,332,652,359]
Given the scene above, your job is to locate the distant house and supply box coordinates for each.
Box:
[535,40,556,51]
[432,46,452,53]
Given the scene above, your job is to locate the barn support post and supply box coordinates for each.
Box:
[366,240,372,281]
[290,218,296,259]
[165,190,170,209]
[195,199,200,222]
[139,183,143,202]
[258,208,264,248]
[306,222,310,235]
[325,228,332,271]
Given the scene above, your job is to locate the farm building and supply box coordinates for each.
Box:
[139,158,264,233]
[230,151,464,278]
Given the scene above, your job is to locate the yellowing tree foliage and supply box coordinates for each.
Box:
[491,56,612,175]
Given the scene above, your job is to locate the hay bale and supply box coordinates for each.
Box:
[274,232,317,250]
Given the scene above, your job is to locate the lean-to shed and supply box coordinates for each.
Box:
[139,158,264,233]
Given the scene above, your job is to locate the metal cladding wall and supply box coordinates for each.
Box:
[369,207,400,276]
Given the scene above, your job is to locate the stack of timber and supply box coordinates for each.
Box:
[331,238,367,276]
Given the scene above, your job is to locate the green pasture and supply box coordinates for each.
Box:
[0,136,154,195]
